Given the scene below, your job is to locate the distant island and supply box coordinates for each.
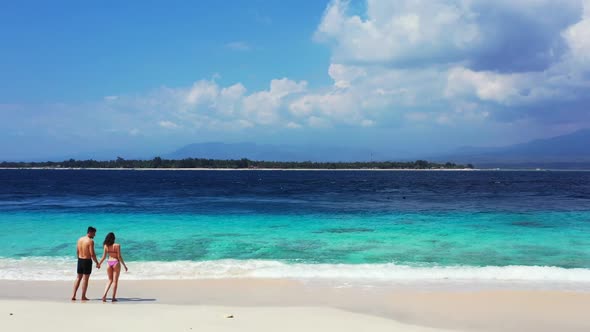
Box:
[0,157,474,170]
[435,129,590,169]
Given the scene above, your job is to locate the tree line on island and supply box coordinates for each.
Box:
[0,157,474,170]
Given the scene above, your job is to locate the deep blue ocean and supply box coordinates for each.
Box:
[1,169,589,283]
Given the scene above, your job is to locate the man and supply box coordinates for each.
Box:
[71,226,100,301]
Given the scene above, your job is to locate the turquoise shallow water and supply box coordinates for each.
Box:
[2,211,589,268]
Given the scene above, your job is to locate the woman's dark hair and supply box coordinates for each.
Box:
[103,232,115,246]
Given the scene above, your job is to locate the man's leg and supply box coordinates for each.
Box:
[71,274,83,300]
[81,274,90,301]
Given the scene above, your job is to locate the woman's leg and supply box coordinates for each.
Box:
[102,265,114,302]
[112,264,121,301]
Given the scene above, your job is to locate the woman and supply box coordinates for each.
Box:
[98,232,128,302]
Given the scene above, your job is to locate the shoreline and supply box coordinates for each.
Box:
[2,167,589,171]
[0,167,478,171]
[2,279,590,332]
[3,257,590,287]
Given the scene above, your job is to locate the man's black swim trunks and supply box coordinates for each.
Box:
[77,258,92,275]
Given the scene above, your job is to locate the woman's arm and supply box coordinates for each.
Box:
[118,245,128,272]
[97,245,107,267]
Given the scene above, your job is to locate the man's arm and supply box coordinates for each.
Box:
[76,244,79,259]
[89,240,99,265]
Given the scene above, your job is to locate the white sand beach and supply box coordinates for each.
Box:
[1,279,589,332]
[1,300,451,332]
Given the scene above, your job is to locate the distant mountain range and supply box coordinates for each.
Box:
[165,129,590,168]
[435,129,590,169]
[20,128,587,169]
[164,142,388,162]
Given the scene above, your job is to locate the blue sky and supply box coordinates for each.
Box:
[1,0,590,160]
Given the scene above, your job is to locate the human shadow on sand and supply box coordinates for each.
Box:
[106,298,157,302]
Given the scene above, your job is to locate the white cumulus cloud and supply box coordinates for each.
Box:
[159,121,180,129]
[315,0,481,64]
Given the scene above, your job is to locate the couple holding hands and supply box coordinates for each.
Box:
[72,227,129,302]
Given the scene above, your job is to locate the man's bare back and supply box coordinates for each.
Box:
[77,236,95,259]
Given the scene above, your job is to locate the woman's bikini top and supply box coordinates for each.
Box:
[106,244,119,259]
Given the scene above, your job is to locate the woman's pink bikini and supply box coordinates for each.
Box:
[107,245,119,268]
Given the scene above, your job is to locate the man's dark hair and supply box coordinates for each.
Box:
[87,226,97,234]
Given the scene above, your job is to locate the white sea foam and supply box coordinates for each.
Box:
[2,257,590,288]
